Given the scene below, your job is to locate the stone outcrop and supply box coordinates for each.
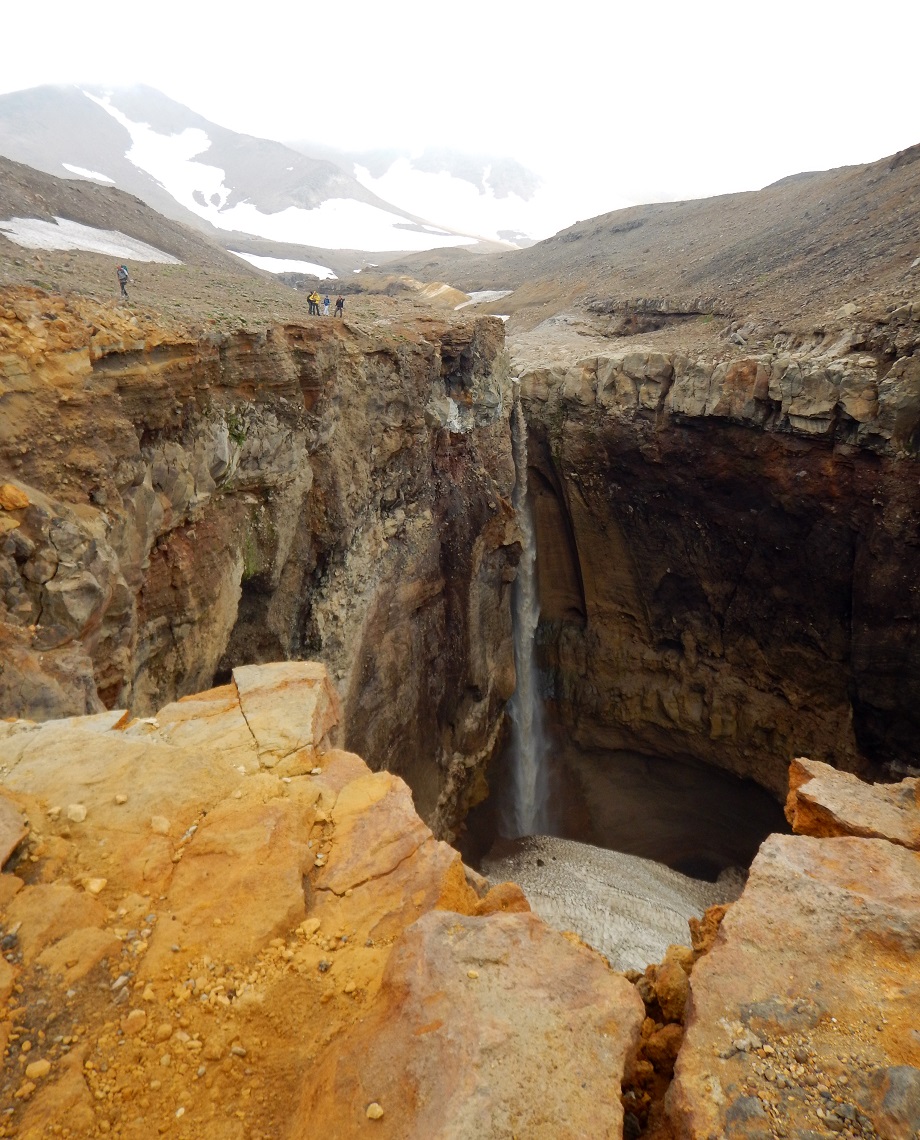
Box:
[786,756,920,850]
[0,663,644,1140]
[0,287,518,835]
[297,908,643,1139]
[661,753,920,1140]
[516,301,920,794]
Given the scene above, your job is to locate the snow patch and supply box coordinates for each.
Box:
[231,251,337,279]
[62,164,115,184]
[0,215,181,262]
[455,290,514,309]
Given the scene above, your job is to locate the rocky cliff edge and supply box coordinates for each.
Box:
[0,661,644,1139]
[0,286,519,836]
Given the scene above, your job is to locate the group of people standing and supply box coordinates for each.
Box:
[308,291,345,317]
[116,261,347,321]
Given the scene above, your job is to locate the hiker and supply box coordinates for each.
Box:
[323,294,330,316]
[334,295,345,317]
[116,264,130,299]
[309,290,321,316]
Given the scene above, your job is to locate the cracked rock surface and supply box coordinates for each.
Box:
[0,662,645,1139]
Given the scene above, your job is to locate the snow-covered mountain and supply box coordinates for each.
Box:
[0,85,523,260]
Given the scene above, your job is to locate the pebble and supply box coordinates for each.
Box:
[310,768,322,776]
[84,878,107,896]
[155,1024,173,1043]
[344,981,356,994]
[150,816,171,836]
[366,1103,384,1120]
[122,1010,147,1036]
[467,970,479,980]
[66,803,88,823]
[114,794,128,805]
[230,1044,247,1058]
[24,1059,50,1080]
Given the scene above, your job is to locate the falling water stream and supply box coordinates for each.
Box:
[504,389,550,837]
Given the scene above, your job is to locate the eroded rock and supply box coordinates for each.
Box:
[295,909,644,1140]
[666,833,920,1138]
[786,755,920,849]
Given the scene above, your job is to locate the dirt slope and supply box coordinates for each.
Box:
[385,144,920,330]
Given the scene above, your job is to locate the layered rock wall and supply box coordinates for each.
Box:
[518,304,920,793]
[0,289,518,834]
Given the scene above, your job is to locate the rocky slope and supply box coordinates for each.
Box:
[382,142,920,331]
[0,286,517,836]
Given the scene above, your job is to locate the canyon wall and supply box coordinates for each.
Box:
[517,300,920,795]
[0,289,518,834]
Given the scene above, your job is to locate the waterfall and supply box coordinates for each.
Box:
[504,388,550,837]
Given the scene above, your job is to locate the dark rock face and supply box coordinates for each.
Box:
[519,335,920,795]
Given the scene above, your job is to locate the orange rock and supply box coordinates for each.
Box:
[0,792,27,867]
[786,756,920,849]
[668,835,920,1138]
[473,880,530,915]
[653,961,690,1023]
[0,483,29,510]
[644,1023,684,1073]
[3,883,107,962]
[688,902,729,957]
[35,926,121,985]
[295,910,644,1139]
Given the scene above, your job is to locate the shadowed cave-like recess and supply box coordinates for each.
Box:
[462,412,920,877]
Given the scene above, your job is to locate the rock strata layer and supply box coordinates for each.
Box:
[516,300,920,793]
[0,287,518,834]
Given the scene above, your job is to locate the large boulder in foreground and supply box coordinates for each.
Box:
[296,908,644,1139]
[666,833,920,1138]
[786,755,920,850]
[0,662,641,1140]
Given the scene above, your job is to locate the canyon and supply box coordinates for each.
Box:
[1,140,919,1138]
[0,288,516,837]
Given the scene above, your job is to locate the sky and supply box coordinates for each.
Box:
[1,0,918,235]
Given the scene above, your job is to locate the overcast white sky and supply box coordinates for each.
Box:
[2,0,918,230]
